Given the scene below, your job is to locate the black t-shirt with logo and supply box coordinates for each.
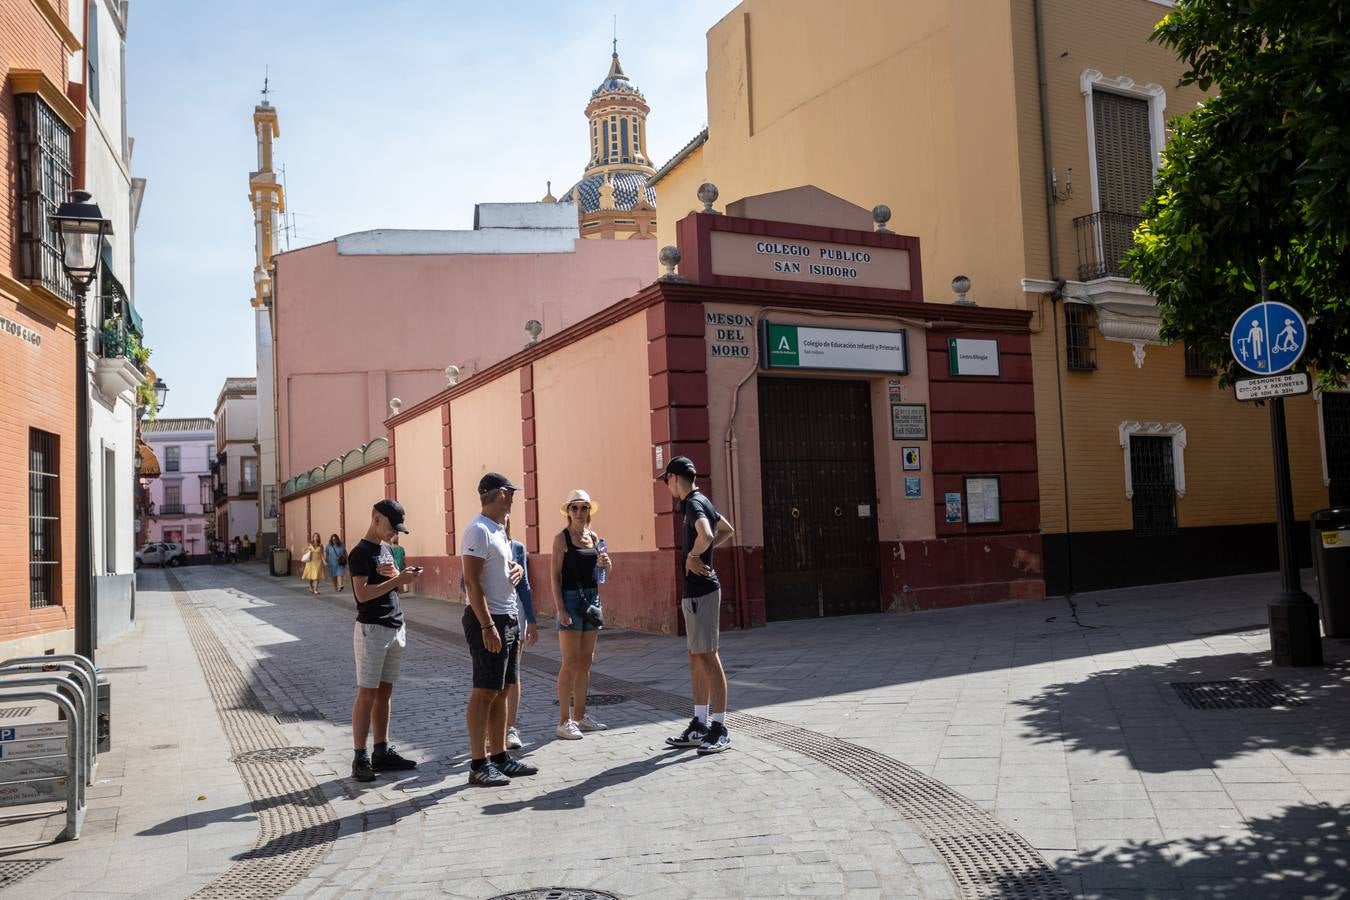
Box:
[681,489,721,598]
[347,539,405,628]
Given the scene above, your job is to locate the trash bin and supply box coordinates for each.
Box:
[1309,508,1350,638]
[270,546,292,578]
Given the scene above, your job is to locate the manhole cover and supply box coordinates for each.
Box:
[231,746,323,764]
[275,709,326,724]
[1171,679,1303,710]
[0,706,35,718]
[0,859,56,890]
[488,891,620,900]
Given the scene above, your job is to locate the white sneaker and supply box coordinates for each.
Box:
[577,714,608,732]
[505,726,523,750]
[555,720,583,740]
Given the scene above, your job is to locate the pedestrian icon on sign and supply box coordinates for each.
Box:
[1231,301,1306,376]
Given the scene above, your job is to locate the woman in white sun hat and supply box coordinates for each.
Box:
[550,488,611,740]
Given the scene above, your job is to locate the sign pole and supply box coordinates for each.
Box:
[1256,265,1322,666]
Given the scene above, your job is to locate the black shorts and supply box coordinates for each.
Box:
[463,609,519,691]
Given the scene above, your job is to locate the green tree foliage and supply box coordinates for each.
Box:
[1128,0,1350,383]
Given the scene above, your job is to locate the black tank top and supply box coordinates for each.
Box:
[561,529,600,590]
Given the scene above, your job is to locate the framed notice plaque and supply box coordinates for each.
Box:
[964,476,1002,525]
[891,403,928,441]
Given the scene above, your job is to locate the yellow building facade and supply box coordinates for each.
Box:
[654,0,1348,593]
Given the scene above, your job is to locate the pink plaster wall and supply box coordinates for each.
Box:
[342,469,387,545]
[448,372,526,546]
[283,497,306,559]
[392,410,447,558]
[703,304,933,548]
[533,313,656,553]
[274,238,655,481]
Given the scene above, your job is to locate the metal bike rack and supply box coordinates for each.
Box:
[1,655,98,782]
[0,675,88,792]
[0,685,86,841]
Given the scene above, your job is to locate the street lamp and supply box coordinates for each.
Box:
[153,378,168,411]
[52,190,113,663]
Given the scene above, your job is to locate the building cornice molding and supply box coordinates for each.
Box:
[31,0,81,52]
[0,271,74,331]
[8,68,84,131]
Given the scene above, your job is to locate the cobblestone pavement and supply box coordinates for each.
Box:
[5,563,1348,899]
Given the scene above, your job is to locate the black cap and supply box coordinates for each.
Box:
[477,472,521,495]
[374,499,409,533]
[659,455,698,481]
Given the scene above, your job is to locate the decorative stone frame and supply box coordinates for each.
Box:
[1119,421,1187,499]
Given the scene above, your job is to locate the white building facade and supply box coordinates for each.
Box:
[142,418,214,558]
[213,378,261,543]
[79,0,148,642]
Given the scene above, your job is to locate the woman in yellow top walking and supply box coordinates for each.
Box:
[302,532,325,595]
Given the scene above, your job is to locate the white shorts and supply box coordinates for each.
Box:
[354,622,406,689]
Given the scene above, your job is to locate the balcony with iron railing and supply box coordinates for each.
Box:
[1073,210,1143,282]
[156,503,205,518]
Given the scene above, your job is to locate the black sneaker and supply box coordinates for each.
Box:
[697,721,731,755]
[351,756,376,782]
[468,761,511,786]
[371,746,417,772]
[495,755,539,778]
[665,717,709,748]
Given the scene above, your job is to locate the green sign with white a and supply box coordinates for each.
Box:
[763,323,907,373]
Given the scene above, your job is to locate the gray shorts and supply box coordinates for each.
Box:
[681,589,721,654]
[354,622,406,689]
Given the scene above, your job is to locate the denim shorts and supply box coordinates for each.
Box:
[558,588,601,632]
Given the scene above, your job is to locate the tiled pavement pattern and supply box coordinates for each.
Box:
[167,566,958,900]
[5,563,1349,899]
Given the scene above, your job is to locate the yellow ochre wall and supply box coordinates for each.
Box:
[343,468,388,545]
[309,484,340,546]
[449,373,526,544]
[533,312,657,553]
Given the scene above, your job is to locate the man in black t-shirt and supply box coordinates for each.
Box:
[658,456,736,754]
[347,499,422,782]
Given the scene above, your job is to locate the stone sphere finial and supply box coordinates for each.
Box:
[697,182,720,215]
[658,245,689,283]
[872,204,893,234]
[952,275,975,306]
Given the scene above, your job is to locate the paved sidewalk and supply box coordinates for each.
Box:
[4,563,1347,899]
[0,570,256,898]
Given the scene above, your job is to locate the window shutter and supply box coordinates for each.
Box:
[1093,91,1153,215]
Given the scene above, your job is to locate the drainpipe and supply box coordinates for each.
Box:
[1034,0,1075,598]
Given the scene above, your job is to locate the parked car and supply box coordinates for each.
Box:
[135,542,185,568]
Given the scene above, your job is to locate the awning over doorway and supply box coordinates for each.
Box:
[137,441,160,478]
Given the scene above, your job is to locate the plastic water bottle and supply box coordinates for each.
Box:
[596,539,608,585]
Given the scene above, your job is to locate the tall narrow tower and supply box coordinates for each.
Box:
[249,92,284,551]
[557,46,657,239]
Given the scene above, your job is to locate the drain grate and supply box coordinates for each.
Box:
[0,859,56,890]
[274,709,326,724]
[1171,678,1303,709]
[931,832,1070,898]
[231,746,323,764]
[0,705,35,718]
[488,891,620,900]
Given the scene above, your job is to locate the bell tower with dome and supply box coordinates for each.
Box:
[556,45,658,239]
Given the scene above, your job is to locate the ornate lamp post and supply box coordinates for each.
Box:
[51,190,112,662]
[153,377,168,411]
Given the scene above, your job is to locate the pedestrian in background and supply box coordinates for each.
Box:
[461,472,534,786]
[550,489,611,741]
[230,536,241,564]
[347,499,420,782]
[241,534,253,562]
[660,457,736,755]
[327,533,347,592]
[504,513,538,749]
[389,534,410,594]
[302,532,324,595]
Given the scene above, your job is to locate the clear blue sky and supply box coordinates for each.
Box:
[126,0,737,418]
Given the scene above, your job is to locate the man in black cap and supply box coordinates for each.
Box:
[461,472,535,786]
[347,498,421,782]
[659,456,736,754]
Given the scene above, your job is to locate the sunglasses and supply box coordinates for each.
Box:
[568,503,592,512]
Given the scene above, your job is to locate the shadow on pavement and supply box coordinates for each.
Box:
[1012,652,1350,772]
[479,748,696,814]
[1034,802,1350,899]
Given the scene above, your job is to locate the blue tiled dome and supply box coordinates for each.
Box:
[558,170,657,214]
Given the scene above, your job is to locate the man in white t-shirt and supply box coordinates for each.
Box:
[461,472,535,787]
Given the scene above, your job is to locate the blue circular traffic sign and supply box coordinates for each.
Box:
[1230,301,1307,375]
